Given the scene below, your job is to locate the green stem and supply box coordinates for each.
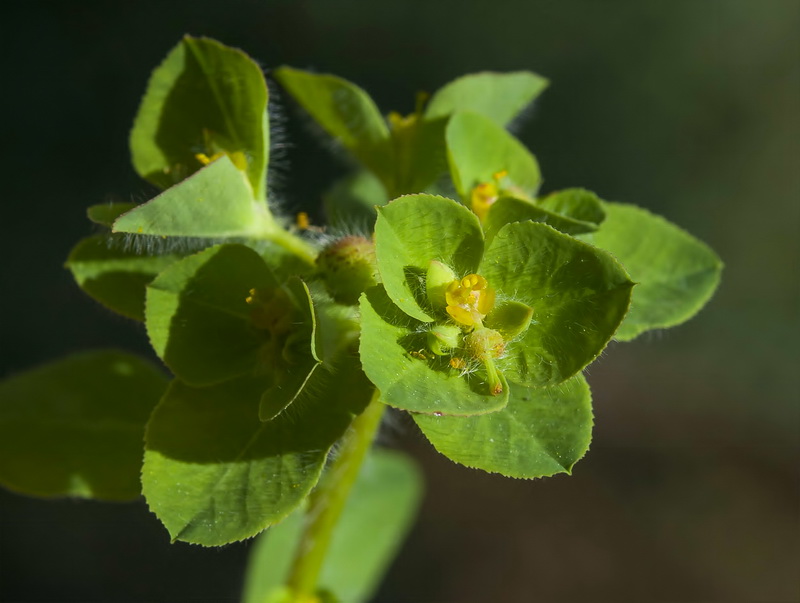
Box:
[266,226,318,267]
[285,390,385,601]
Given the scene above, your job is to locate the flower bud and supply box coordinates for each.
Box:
[316,236,379,305]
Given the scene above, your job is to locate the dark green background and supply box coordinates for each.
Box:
[1,1,797,601]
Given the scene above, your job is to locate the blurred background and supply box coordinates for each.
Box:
[1,1,797,601]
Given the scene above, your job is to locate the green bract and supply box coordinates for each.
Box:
[360,194,634,415]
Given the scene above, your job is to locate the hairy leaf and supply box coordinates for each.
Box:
[481,222,633,387]
[66,235,183,321]
[275,67,393,187]
[374,195,484,322]
[415,374,592,478]
[141,355,371,546]
[130,36,270,199]
[114,156,273,238]
[359,286,508,415]
[145,244,279,386]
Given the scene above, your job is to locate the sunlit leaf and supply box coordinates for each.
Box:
[114,157,273,238]
[480,222,633,387]
[426,71,548,125]
[580,202,723,340]
[415,374,591,478]
[130,36,270,199]
[359,286,508,415]
[142,355,372,546]
[374,195,483,322]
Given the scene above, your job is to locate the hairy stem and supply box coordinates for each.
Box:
[285,389,385,601]
[265,226,318,267]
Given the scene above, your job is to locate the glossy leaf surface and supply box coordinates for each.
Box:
[0,351,167,500]
[359,286,508,415]
[142,355,371,546]
[242,449,422,603]
[446,111,541,201]
[415,374,592,478]
[480,222,633,387]
[130,36,270,199]
[426,71,548,125]
[374,195,483,322]
[581,202,723,340]
[66,236,183,321]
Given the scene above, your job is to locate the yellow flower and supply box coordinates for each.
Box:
[445,273,496,327]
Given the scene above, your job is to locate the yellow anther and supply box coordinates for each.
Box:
[195,150,248,172]
[493,169,509,181]
[444,273,495,327]
[296,211,310,230]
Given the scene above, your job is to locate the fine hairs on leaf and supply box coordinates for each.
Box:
[2,35,721,603]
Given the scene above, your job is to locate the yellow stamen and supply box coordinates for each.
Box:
[444,273,495,327]
[296,212,310,230]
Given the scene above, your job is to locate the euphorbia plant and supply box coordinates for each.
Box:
[0,36,722,602]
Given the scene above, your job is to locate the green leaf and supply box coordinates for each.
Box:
[66,235,183,321]
[0,350,167,500]
[414,374,592,478]
[374,195,484,322]
[425,71,548,125]
[145,244,279,386]
[538,188,605,225]
[113,156,273,238]
[87,202,138,227]
[359,286,508,415]
[484,300,534,340]
[446,111,541,202]
[258,277,321,422]
[484,195,601,240]
[389,115,449,196]
[323,170,388,231]
[142,356,372,546]
[130,36,270,200]
[274,67,393,187]
[580,202,723,340]
[480,222,633,387]
[242,449,423,603]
